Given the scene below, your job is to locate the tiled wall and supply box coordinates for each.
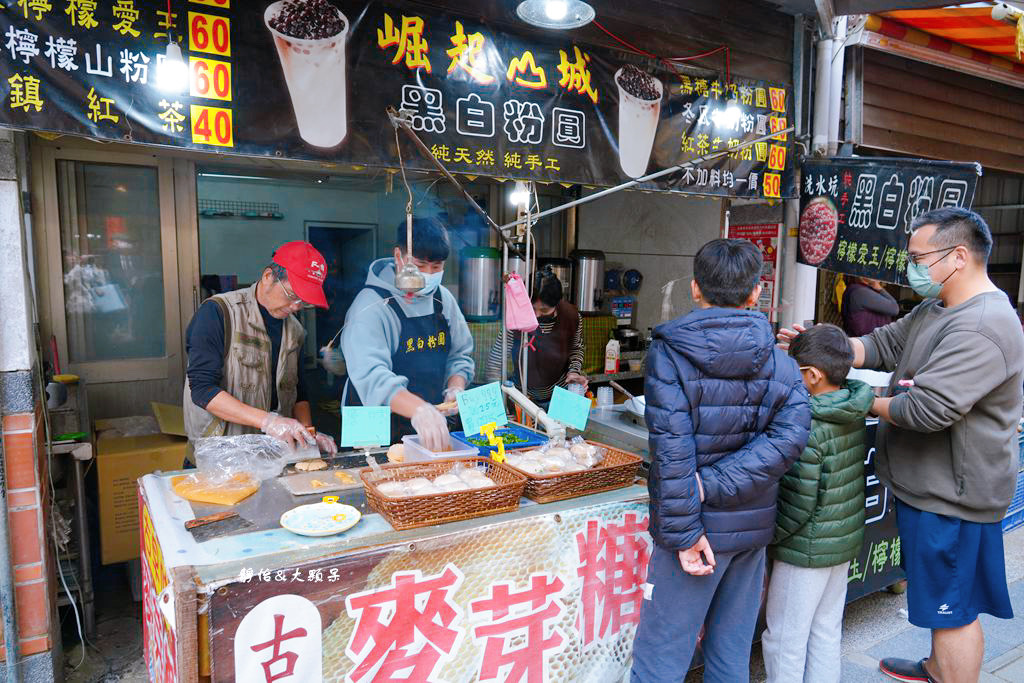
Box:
[0,406,55,660]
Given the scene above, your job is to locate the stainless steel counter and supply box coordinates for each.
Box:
[584,405,650,463]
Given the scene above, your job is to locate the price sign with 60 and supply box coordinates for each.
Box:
[189,12,231,57]
[190,57,232,102]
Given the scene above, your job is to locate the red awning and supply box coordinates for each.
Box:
[882,6,1022,63]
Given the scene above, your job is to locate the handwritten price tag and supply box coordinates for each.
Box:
[456,383,508,437]
[341,406,391,448]
[548,385,591,430]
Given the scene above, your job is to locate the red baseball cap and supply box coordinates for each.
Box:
[272,242,328,308]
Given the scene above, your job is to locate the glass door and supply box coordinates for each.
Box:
[36,146,184,403]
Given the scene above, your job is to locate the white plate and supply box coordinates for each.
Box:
[280,502,361,537]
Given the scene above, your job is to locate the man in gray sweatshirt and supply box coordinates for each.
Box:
[781,208,1023,683]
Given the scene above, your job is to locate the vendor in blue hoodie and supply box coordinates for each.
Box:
[341,218,475,451]
[631,238,811,683]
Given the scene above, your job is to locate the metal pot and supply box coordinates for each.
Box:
[571,249,605,313]
[459,246,501,321]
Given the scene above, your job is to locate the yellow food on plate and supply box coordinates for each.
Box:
[387,443,405,463]
[310,479,329,488]
[171,473,259,506]
[334,471,356,484]
[295,458,328,472]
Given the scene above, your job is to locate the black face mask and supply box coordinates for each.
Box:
[537,314,556,323]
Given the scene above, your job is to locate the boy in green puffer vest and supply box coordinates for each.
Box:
[762,323,875,683]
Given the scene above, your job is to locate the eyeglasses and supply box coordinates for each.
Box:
[278,279,302,303]
[908,245,959,266]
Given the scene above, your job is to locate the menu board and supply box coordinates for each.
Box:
[0,0,795,198]
[797,158,980,284]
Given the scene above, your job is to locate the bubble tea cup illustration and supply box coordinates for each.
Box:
[265,0,349,148]
[615,65,663,179]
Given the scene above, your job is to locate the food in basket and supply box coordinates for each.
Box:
[171,472,260,505]
[372,462,503,500]
[505,440,610,475]
[377,481,408,498]
[295,458,328,472]
[434,474,462,487]
[386,443,405,463]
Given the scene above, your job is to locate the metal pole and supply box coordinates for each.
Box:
[389,107,516,251]
[501,240,509,384]
[828,16,848,156]
[496,128,794,231]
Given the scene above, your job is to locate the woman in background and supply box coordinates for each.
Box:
[485,268,587,406]
[841,276,899,336]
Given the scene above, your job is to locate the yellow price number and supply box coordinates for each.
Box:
[190,0,230,7]
[189,11,231,57]
[762,173,782,200]
[190,57,232,102]
[190,105,234,147]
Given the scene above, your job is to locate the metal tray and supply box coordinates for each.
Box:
[278,469,363,496]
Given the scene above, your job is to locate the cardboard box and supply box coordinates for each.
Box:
[97,425,186,565]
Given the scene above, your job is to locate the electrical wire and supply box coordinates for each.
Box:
[592,19,731,84]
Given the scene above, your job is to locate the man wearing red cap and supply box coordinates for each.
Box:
[183,241,338,455]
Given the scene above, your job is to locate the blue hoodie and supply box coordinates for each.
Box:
[645,307,810,554]
[341,258,475,408]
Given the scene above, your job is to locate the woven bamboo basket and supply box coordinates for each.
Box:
[506,441,644,504]
[359,457,527,531]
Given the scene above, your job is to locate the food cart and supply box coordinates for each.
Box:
[139,444,651,682]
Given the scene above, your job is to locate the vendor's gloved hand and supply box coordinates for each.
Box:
[565,372,589,392]
[260,413,314,450]
[411,403,450,452]
[442,386,465,403]
[314,431,338,455]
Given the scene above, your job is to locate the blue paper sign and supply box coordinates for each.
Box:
[456,382,508,437]
[548,385,591,430]
[341,406,391,448]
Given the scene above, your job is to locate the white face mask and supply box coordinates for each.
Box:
[418,270,444,295]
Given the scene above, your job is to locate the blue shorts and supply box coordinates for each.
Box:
[896,498,1013,629]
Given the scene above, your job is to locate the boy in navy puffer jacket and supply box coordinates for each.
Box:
[631,239,811,683]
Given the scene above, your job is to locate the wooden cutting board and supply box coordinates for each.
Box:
[279,469,363,496]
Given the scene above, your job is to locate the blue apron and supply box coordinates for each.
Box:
[346,286,450,439]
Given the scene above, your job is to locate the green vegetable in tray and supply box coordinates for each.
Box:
[466,430,528,447]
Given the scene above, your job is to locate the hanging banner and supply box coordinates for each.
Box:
[797,158,981,284]
[0,0,794,198]
[730,222,781,322]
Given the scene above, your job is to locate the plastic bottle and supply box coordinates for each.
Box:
[604,338,620,374]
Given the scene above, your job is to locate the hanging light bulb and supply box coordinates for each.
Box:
[157,41,188,93]
[545,0,568,21]
[516,0,594,29]
[509,181,530,207]
[712,96,743,131]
